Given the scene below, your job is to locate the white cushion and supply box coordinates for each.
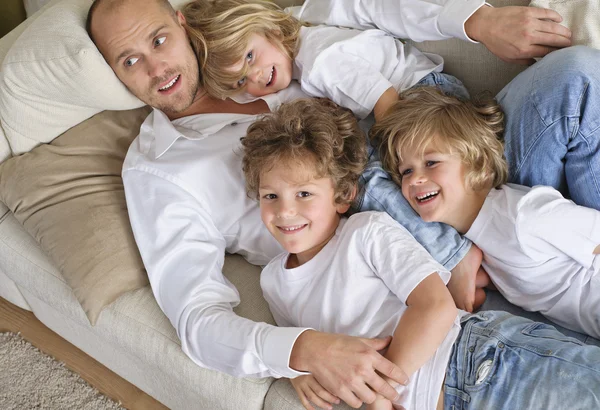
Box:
[0,0,144,157]
[530,0,600,49]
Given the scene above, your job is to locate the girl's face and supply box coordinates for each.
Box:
[228,33,293,97]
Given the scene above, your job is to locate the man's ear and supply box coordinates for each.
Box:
[177,10,186,26]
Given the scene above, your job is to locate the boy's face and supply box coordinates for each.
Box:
[398,144,473,227]
[259,161,350,265]
[229,33,293,97]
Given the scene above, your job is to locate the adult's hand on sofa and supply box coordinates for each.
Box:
[465,6,572,65]
[289,330,408,408]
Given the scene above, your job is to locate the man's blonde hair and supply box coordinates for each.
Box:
[242,98,368,205]
[182,0,302,100]
[371,86,507,191]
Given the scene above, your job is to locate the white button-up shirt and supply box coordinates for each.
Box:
[122,0,485,379]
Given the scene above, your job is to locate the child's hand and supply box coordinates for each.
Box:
[449,245,489,312]
[366,394,395,410]
[290,375,340,410]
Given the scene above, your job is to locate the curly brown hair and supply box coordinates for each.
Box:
[371,86,507,191]
[242,98,368,205]
[182,0,302,100]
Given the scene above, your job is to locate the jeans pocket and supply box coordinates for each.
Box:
[521,322,585,345]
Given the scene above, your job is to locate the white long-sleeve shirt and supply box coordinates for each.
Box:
[122,1,486,379]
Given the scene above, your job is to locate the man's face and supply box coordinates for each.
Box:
[91,0,199,116]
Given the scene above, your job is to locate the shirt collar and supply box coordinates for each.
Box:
[145,108,259,159]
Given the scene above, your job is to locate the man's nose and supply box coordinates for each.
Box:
[147,55,168,79]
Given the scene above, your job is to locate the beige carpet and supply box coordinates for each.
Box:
[0,332,124,409]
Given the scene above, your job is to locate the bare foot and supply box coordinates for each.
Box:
[448,245,486,312]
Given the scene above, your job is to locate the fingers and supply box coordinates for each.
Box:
[304,378,340,410]
[528,7,563,23]
[360,335,392,351]
[475,267,490,288]
[473,288,487,311]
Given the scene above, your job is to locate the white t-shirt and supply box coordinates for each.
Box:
[261,211,462,410]
[465,184,600,338]
[235,25,443,119]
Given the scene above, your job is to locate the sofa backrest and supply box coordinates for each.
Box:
[0,0,530,165]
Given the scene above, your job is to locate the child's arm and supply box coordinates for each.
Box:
[386,272,458,378]
[369,272,457,410]
[373,87,399,122]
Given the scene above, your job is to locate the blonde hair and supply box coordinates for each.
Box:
[242,98,368,205]
[371,86,507,191]
[182,0,302,100]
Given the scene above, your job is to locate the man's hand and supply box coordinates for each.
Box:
[289,331,408,409]
[465,6,572,64]
[448,245,489,312]
[290,375,340,410]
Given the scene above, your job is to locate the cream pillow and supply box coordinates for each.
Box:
[530,0,600,48]
[0,0,145,157]
[0,106,152,325]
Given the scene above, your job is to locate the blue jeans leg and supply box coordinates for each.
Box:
[497,46,600,210]
[444,311,600,409]
[355,73,471,270]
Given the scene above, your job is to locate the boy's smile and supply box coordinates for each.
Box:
[258,161,349,267]
[398,145,484,234]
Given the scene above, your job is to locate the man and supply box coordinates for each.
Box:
[88,0,599,407]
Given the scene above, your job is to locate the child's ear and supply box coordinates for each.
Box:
[336,185,358,214]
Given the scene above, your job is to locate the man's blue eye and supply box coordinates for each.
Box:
[125,57,139,67]
[154,36,166,47]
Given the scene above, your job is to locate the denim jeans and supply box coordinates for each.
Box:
[354,72,472,270]
[498,46,600,210]
[444,311,600,409]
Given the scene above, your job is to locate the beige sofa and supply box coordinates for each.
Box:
[1,0,595,409]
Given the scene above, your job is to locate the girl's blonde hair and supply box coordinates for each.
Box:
[182,0,302,100]
[242,98,368,205]
[371,86,508,191]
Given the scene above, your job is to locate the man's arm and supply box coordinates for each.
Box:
[465,5,571,64]
[296,0,571,63]
[123,167,408,403]
[123,168,307,378]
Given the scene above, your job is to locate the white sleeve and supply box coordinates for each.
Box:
[300,34,396,119]
[356,213,451,304]
[516,186,600,270]
[122,168,308,379]
[293,0,485,43]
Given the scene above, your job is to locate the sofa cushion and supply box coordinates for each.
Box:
[530,0,600,49]
[0,107,152,325]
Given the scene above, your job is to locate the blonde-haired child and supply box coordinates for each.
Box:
[182,0,445,121]
[374,86,600,339]
[242,97,600,410]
